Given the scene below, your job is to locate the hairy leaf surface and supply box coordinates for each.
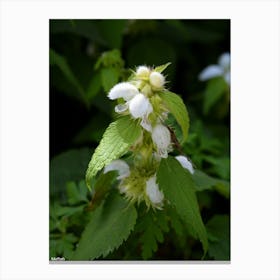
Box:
[86,116,141,188]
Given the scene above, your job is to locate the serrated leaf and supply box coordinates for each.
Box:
[158,91,190,142]
[157,156,208,255]
[72,192,137,260]
[166,205,184,236]
[136,211,169,260]
[154,62,171,73]
[203,77,227,114]
[101,67,120,92]
[206,215,230,260]
[86,116,141,189]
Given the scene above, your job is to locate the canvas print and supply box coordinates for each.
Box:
[50,19,230,261]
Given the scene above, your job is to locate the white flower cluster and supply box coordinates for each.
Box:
[104,155,194,209]
[108,65,171,158]
[104,65,194,209]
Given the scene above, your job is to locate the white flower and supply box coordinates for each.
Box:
[129,93,152,119]
[175,155,194,174]
[104,160,130,180]
[129,93,153,132]
[149,71,165,89]
[136,65,150,78]
[151,124,171,158]
[198,52,230,85]
[108,82,154,131]
[146,176,164,207]
[108,82,139,101]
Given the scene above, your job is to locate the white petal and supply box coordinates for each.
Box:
[114,103,128,113]
[224,71,230,85]
[198,65,223,81]
[218,52,230,70]
[140,116,152,132]
[136,65,150,77]
[149,71,165,88]
[104,160,130,179]
[108,82,139,101]
[175,155,194,174]
[129,93,153,119]
[152,124,171,149]
[146,176,164,205]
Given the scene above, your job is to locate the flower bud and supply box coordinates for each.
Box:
[108,82,139,101]
[149,71,165,89]
[146,176,164,206]
[129,93,153,119]
[136,65,150,78]
[175,155,194,174]
[152,124,171,158]
[104,160,130,179]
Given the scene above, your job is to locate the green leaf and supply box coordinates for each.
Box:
[72,192,137,260]
[66,181,89,205]
[203,77,227,114]
[95,49,124,70]
[166,205,184,236]
[206,215,230,260]
[86,116,141,189]
[192,170,230,198]
[157,156,208,255]
[154,62,171,73]
[52,204,85,218]
[158,91,190,143]
[204,156,230,181]
[89,171,117,210]
[135,210,169,260]
[50,233,78,260]
[50,148,92,200]
[50,49,88,106]
[101,67,120,92]
[85,71,102,103]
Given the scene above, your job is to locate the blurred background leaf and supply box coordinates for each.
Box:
[206,215,230,260]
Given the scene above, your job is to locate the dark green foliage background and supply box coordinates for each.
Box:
[50,19,230,260]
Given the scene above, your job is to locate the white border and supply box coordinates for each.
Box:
[1,0,279,279]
